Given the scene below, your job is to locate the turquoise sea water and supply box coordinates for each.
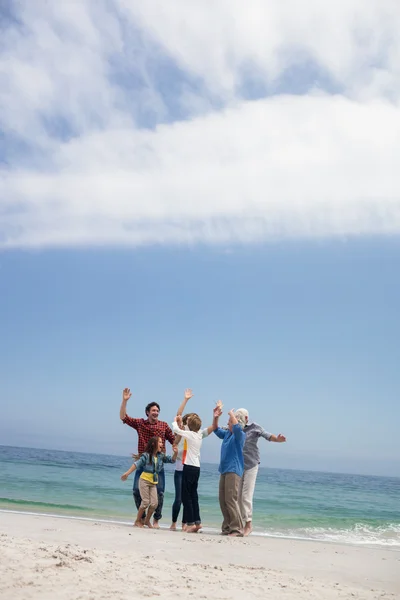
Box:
[1,445,399,547]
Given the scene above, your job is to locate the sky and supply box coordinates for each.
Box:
[0,1,399,477]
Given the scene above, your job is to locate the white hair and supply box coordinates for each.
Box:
[234,408,248,429]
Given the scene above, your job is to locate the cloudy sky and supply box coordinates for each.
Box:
[1,1,399,476]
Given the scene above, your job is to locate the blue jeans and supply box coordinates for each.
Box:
[133,467,165,522]
[172,470,183,524]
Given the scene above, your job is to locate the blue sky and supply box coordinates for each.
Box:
[1,239,399,476]
[1,1,400,476]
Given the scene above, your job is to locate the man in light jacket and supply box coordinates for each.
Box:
[235,408,286,537]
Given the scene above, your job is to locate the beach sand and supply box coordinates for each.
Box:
[0,512,399,599]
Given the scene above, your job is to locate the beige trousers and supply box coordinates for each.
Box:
[139,478,158,511]
[239,465,259,523]
[219,473,243,535]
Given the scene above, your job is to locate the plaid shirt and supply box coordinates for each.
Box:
[122,415,175,455]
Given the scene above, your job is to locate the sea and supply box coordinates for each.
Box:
[1,445,399,548]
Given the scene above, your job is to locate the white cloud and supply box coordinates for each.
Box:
[123,0,400,98]
[0,0,400,248]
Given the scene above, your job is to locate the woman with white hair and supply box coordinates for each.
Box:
[235,408,286,537]
[214,409,246,536]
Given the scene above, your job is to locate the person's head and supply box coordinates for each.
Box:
[182,412,199,427]
[145,402,160,423]
[235,409,249,428]
[187,414,202,432]
[144,436,160,461]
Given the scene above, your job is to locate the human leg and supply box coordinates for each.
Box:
[171,470,183,530]
[132,467,143,511]
[182,502,188,530]
[218,474,230,535]
[143,484,159,528]
[240,465,259,536]
[224,473,243,536]
[134,507,145,527]
[153,468,165,526]
[185,466,201,533]
[192,467,201,524]
[181,465,194,526]
[137,479,154,527]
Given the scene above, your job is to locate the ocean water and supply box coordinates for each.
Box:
[1,445,399,548]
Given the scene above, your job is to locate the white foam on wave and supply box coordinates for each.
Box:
[254,523,400,548]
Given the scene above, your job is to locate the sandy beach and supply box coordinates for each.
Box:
[0,512,399,600]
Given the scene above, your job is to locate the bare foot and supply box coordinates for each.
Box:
[185,525,198,533]
[170,523,177,531]
[182,524,188,532]
[243,522,253,537]
[134,521,144,528]
[144,520,153,529]
[194,524,202,532]
[152,519,160,529]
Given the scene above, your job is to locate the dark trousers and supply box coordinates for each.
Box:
[182,464,201,526]
[133,467,165,521]
[172,470,183,524]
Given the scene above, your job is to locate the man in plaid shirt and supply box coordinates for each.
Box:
[120,387,175,527]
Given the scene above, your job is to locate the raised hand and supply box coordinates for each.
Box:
[184,388,194,401]
[122,388,132,402]
[228,408,235,417]
[276,434,286,443]
[213,406,222,418]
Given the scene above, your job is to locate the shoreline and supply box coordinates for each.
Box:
[1,511,399,599]
[1,508,400,550]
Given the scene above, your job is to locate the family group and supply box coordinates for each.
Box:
[120,388,286,537]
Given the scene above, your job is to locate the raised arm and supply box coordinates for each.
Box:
[163,444,179,464]
[172,444,178,462]
[228,409,238,426]
[176,388,194,416]
[214,427,227,439]
[204,405,223,435]
[172,418,195,440]
[229,409,245,441]
[120,388,132,420]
